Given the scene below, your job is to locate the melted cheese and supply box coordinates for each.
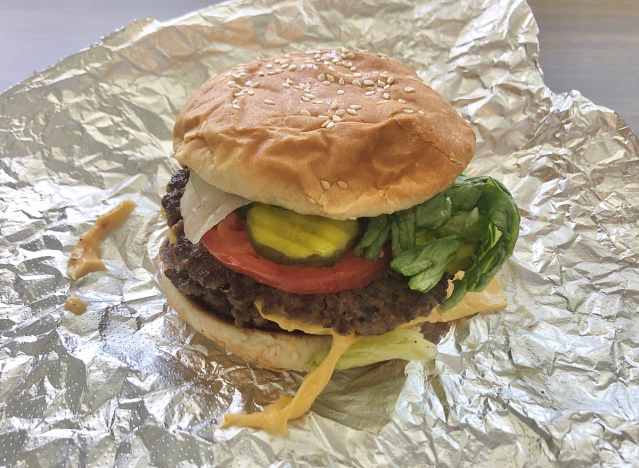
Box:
[64,293,87,314]
[221,301,357,435]
[425,276,507,322]
[160,207,177,244]
[221,278,507,436]
[221,332,356,435]
[67,201,136,281]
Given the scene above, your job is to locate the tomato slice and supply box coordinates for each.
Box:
[201,213,389,294]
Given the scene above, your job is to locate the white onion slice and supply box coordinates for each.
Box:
[181,171,250,244]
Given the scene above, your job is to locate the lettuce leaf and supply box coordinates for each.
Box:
[308,326,437,370]
[354,175,520,306]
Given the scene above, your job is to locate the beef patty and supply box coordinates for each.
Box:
[160,168,449,336]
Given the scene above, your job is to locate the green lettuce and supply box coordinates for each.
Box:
[307,326,437,370]
[354,175,520,308]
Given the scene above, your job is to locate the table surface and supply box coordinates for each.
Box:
[1,0,638,132]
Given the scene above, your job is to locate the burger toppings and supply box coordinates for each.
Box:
[246,203,359,268]
[160,168,448,335]
[201,213,388,294]
[354,175,520,309]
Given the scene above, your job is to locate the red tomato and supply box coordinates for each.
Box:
[200,213,389,294]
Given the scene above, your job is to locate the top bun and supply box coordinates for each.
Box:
[174,49,476,219]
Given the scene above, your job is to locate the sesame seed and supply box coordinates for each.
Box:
[321,180,331,190]
[337,90,345,95]
[232,104,240,110]
[347,52,355,59]
[305,50,315,54]
[234,92,244,97]
[321,120,330,128]
[289,64,298,71]
[377,100,388,104]
[264,99,275,105]
[301,110,311,116]
[250,82,260,87]
[286,78,293,83]
[380,71,389,77]
[330,100,339,110]
[384,84,390,89]
[365,90,375,96]
[282,83,291,88]
[351,66,357,71]
[350,104,361,109]
[318,73,325,81]
[387,76,395,84]
[314,53,321,59]
[353,73,362,77]
[339,77,345,85]
[363,80,374,86]
[329,65,335,71]
[378,80,386,86]
[352,79,361,87]
[275,69,284,74]
[200,120,207,130]
[346,108,357,115]
[267,72,275,75]
[398,98,406,103]
[327,74,335,82]
[318,115,329,119]
[326,121,336,129]
[335,109,345,116]
[404,87,415,93]
[285,54,291,57]
[232,73,241,79]
[365,87,375,91]
[274,58,282,63]
[403,109,414,113]
[266,63,273,69]
[418,110,425,115]
[302,96,311,102]
[345,62,353,67]
[247,89,255,95]
[337,181,348,188]
[258,72,265,77]
[333,115,342,122]
[322,81,331,86]
[306,93,316,99]
[383,93,390,99]
[233,99,238,104]
[307,197,316,205]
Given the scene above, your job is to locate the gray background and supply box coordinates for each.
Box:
[1,0,638,131]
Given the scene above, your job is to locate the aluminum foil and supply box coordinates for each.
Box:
[1,0,638,466]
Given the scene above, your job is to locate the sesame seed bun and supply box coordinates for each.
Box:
[161,270,331,372]
[173,49,476,220]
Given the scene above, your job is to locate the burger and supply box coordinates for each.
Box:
[159,49,519,434]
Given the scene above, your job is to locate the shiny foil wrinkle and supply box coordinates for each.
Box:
[0,0,638,466]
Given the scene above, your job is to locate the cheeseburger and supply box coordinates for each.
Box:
[160,49,519,434]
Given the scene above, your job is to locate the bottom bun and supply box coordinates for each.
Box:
[161,272,331,372]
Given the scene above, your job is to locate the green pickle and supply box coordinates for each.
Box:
[246,204,359,268]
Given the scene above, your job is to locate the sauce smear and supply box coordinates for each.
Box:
[221,303,357,436]
[67,200,136,281]
[65,293,88,314]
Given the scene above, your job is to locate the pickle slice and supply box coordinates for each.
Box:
[246,204,359,268]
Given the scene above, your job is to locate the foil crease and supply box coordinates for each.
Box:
[1,0,638,466]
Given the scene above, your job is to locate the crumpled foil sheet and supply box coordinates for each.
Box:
[1,0,638,466]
